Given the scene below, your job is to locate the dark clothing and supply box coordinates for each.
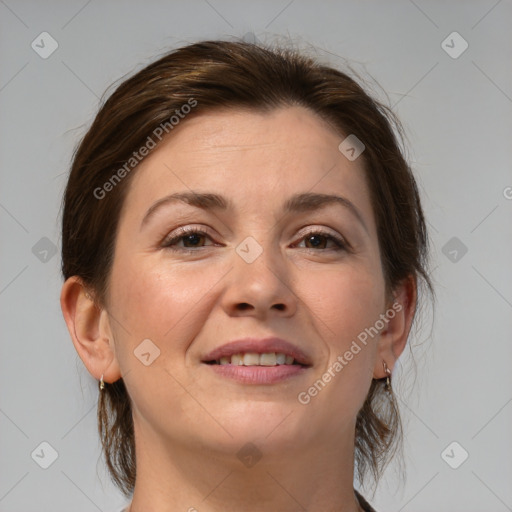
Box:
[355,489,378,512]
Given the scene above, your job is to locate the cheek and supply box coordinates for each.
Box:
[303,264,384,392]
[305,263,385,338]
[109,255,223,354]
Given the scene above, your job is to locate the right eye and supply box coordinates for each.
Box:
[161,227,217,252]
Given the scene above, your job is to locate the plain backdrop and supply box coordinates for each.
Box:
[1,1,511,511]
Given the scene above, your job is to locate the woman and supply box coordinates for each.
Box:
[60,39,433,512]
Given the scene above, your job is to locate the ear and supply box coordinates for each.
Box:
[60,276,122,384]
[373,275,417,378]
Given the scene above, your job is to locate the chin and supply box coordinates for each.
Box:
[204,401,310,447]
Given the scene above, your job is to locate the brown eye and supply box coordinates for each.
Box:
[180,232,206,248]
[304,234,329,249]
[162,228,214,251]
[296,231,347,251]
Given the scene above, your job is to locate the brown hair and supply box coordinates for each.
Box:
[60,39,433,498]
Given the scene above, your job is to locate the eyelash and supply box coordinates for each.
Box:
[161,226,348,254]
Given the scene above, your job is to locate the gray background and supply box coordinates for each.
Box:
[1,1,511,511]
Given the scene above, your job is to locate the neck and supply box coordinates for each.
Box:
[125,419,364,512]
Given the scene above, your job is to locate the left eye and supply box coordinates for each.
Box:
[162,229,213,250]
[161,228,347,252]
[295,231,346,251]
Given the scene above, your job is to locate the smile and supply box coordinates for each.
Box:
[209,352,299,366]
[204,352,309,384]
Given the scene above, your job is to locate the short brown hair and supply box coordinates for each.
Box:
[60,39,433,498]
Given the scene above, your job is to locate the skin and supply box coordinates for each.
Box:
[61,106,416,512]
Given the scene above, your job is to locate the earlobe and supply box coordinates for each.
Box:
[60,276,121,384]
[373,276,417,379]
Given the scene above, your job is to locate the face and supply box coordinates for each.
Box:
[105,106,388,459]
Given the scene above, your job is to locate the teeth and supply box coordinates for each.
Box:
[217,352,296,366]
[243,353,260,366]
[231,354,244,365]
[276,353,286,364]
[260,353,276,366]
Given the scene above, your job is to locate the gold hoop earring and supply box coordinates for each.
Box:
[99,374,105,391]
[382,361,392,393]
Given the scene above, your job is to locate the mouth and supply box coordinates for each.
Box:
[201,337,312,384]
[203,352,305,367]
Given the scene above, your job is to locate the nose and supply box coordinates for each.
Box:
[220,236,298,319]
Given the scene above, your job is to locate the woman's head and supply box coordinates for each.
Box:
[60,40,432,498]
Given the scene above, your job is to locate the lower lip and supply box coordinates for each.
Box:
[206,363,308,384]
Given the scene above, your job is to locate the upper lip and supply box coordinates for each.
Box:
[202,337,312,366]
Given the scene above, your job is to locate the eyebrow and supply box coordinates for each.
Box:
[140,191,368,233]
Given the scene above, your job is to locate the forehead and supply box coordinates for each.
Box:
[120,106,374,225]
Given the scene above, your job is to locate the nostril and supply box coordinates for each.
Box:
[235,303,286,311]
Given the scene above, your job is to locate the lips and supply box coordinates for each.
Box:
[202,337,312,367]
